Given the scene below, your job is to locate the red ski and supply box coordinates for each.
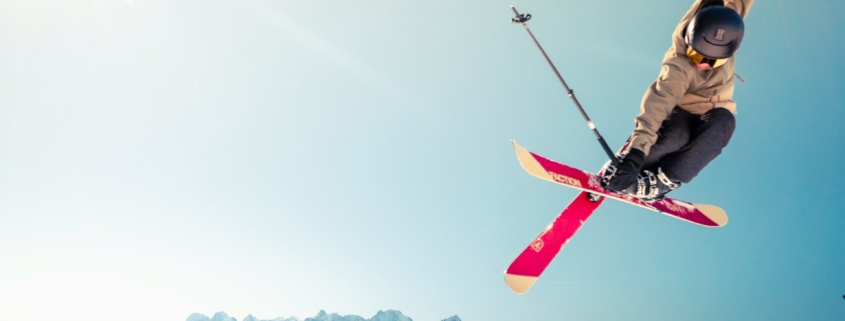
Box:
[504,141,727,294]
[505,191,603,294]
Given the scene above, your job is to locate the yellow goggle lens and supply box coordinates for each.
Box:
[686,46,727,69]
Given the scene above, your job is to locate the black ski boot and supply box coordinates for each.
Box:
[604,167,681,203]
[637,167,682,203]
[599,151,628,187]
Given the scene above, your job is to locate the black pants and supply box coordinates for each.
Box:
[640,107,736,184]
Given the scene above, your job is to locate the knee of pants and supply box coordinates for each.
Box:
[657,109,694,146]
[703,108,736,146]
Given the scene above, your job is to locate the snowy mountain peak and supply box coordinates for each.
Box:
[211,312,237,321]
[187,310,448,321]
[187,313,211,321]
[238,314,300,321]
[304,310,365,321]
[371,310,412,321]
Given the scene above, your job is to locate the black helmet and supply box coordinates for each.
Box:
[685,6,745,59]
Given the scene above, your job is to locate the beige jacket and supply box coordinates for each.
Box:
[630,0,754,155]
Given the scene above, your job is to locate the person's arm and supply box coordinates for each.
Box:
[724,0,754,18]
[630,60,691,155]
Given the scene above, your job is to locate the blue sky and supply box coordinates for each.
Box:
[0,1,843,320]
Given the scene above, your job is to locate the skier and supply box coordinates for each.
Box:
[602,0,754,202]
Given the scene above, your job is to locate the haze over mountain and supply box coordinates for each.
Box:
[186,310,461,321]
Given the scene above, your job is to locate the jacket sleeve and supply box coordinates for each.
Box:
[630,60,691,155]
[724,0,754,18]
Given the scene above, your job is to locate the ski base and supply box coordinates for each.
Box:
[505,191,603,294]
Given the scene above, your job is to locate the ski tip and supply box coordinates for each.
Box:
[504,273,538,295]
[693,203,728,227]
[510,140,554,182]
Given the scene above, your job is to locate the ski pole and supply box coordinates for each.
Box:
[510,5,618,166]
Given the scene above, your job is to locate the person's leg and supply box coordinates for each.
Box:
[657,107,736,183]
[640,107,696,172]
[602,107,694,201]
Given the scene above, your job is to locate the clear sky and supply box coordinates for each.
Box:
[1,1,843,321]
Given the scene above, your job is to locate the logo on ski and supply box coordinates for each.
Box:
[662,200,689,215]
[549,172,581,188]
[530,239,544,252]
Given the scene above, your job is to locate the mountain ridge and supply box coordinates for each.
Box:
[187,310,461,321]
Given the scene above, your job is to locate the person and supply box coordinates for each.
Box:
[602,0,754,202]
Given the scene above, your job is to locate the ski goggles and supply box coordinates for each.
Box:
[686,46,728,69]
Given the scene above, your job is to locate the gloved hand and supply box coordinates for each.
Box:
[602,148,646,193]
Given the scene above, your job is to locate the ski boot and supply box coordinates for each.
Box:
[598,151,628,187]
[593,153,626,202]
[635,167,682,203]
[602,165,681,203]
